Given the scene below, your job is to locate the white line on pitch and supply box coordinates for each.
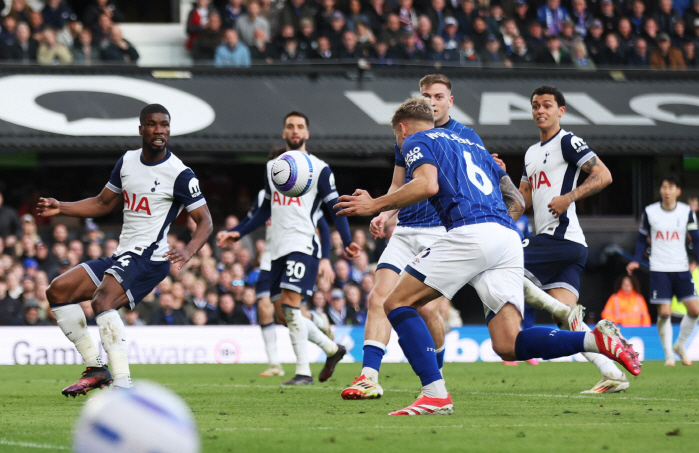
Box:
[163,383,699,402]
[0,439,69,450]
[214,424,465,432]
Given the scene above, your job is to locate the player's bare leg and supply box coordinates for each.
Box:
[47,267,112,397]
[91,275,133,389]
[672,299,698,366]
[546,287,628,393]
[258,296,284,377]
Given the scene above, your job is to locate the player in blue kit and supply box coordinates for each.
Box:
[342,74,487,400]
[37,105,213,396]
[336,97,640,415]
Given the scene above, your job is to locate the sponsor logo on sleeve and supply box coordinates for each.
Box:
[405,147,423,168]
[570,135,589,153]
[189,178,202,197]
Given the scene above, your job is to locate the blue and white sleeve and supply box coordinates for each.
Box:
[401,136,437,179]
[394,143,405,168]
[560,133,596,167]
[317,166,352,247]
[106,155,124,194]
[173,168,207,212]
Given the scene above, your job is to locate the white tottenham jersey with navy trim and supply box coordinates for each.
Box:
[641,202,698,272]
[264,152,337,261]
[106,149,206,261]
[522,129,595,246]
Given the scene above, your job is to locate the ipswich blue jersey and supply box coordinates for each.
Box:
[400,128,516,232]
[395,118,484,228]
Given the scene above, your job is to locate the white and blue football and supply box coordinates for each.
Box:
[271,150,316,197]
[73,381,200,453]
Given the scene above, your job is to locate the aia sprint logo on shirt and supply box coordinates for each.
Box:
[655,230,681,241]
[405,147,423,168]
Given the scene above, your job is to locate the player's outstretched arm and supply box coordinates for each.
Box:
[500,175,525,221]
[37,188,122,219]
[548,156,613,218]
[164,205,213,270]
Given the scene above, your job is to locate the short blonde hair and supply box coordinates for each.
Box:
[390,96,434,128]
[419,74,452,91]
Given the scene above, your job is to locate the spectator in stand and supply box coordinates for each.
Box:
[470,15,491,53]
[344,282,366,325]
[221,0,246,30]
[237,0,270,47]
[1,15,18,48]
[297,17,316,54]
[458,35,479,64]
[100,25,138,63]
[279,36,306,60]
[485,3,505,37]
[395,0,418,32]
[272,23,295,55]
[627,36,650,66]
[454,0,478,38]
[686,1,699,30]
[338,29,364,58]
[29,10,45,41]
[92,12,112,49]
[23,300,50,326]
[56,14,80,49]
[327,287,358,325]
[0,186,21,240]
[571,39,595,68]
[334,259,351,288]
[186,0,218,51]
[355,20,376,52]
[480,33,510,66]
[558,20,577,53]
[193,11,224,61]
[239,285,257,324]
[315,0,338,36]
[366,0,388,36]
[499,18,519,54]
[214,28,251,66]
[654,0,682,35]
[82,0,125,32]
[35,241,58,280]
[203,287,219,324]
[416,15,434,50]
[217,292,250,325]
[326,11,347,49]
[537,0,569,37]
[123,308,145,326]
[441,16,461,50]
[427,34,458,61]
[395,29,423,60]
[425,0,448,36]
[585,19,606,63]
[630,0,648,35]
[600,32,626,65]
[691,19,699,44]
[602,275,650,327]
[0,277,23,325]
[671,20,687,48]
[310,289,330,323]
[346,0,369,32]
[250,27,275,61]
[508,34,535,65]
[682,40,698,66]
[569,0,593,38]
[41,0,74,31]
[9,0,32,24]
[379,13,402,48]
[598,0,619,35]
[37,28,73,65]
[650,31,686,68]
[149,292,188,325]
[642,17,660,50]
[191,309,208,326]
[536,34,572,65]
[279,0,315,33]
[617,17,637,56]
[368,38,396,65]
[525,20,546,56]
[512,0,532,36]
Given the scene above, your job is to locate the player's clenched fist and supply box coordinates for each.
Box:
[216,230,241,247]
[37,197,61,217]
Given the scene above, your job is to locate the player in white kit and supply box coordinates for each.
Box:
[517,86,635,393]
[627,175,699,366]
[38,105,213,396]
[218,111,359,385]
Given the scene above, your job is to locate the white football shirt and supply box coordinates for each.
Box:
[106,149,206,261]
[522,129,595,246]
[641,202,698,272]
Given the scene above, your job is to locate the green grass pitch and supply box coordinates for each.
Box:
[1,362,697,453]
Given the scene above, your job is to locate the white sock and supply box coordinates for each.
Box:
[360,367,379,382]
[583,332,599,353]
[53,304,103,367]
[282,305,311,377]
[261,323,280,367]
[96,310,131,388]
[657,315,674,360]
[675,315,698,350]
[523,279,571,320]
[578,322,623,379]
[422,378,448,399]
[303,317,338,356]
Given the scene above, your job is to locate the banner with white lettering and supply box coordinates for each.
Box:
[0,325,695,365]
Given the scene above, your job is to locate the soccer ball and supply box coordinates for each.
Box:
[270,150,316,197]
[73,381,199,453]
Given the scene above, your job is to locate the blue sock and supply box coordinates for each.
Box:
[514,327,586,361]
[387,306,441,387]
[436,348,445,369]
[362,345,385,372]
[522,305,536,329]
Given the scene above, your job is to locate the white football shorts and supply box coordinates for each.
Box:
[405,223,524,321]
[376,225,447,275]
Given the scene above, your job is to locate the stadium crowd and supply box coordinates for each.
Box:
[1,0,698,67]
[0,185,464,329]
